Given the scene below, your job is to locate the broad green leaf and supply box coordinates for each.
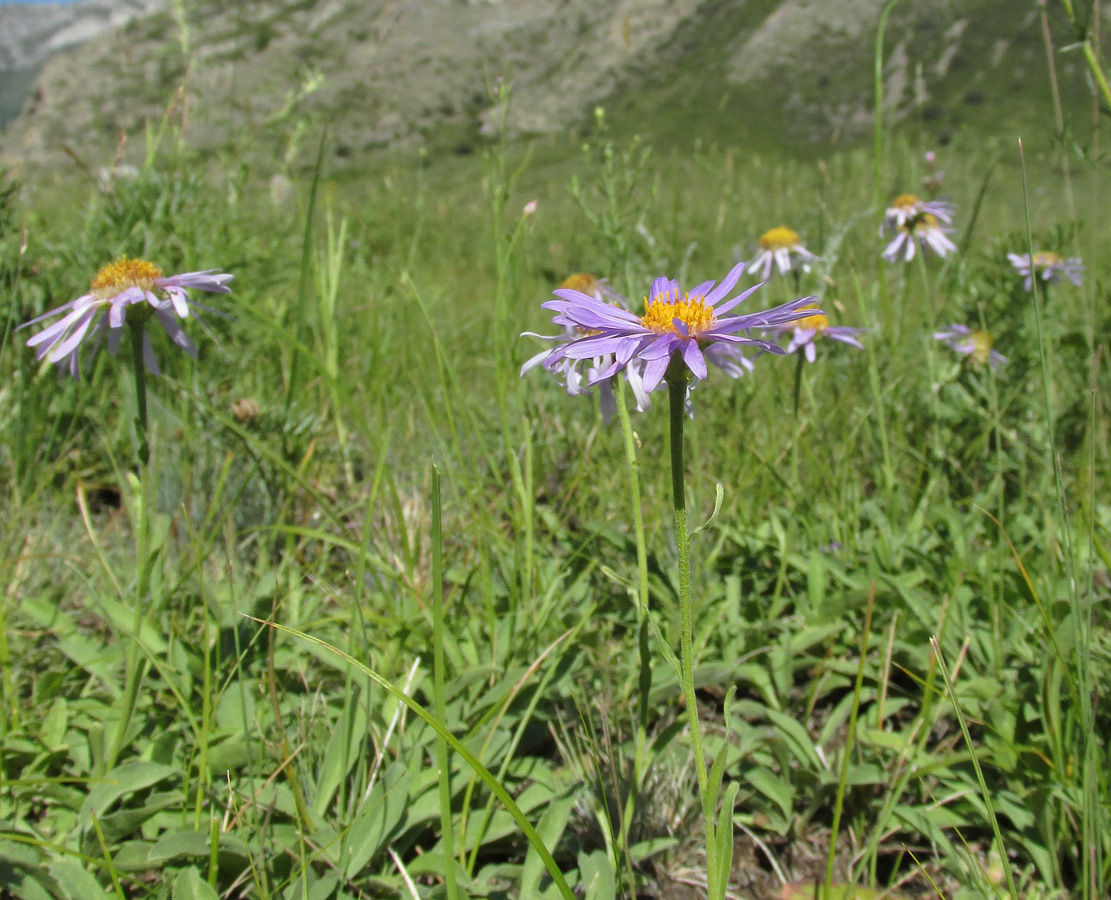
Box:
[712,781,739,900]
[148,830,251,869]
[172,866,219,900]
[765,709,824,771]
[343,761,409,879]
[313,697,368,816]
[215,684,256,732]
[746,767,792,833]
[307,870,339,900]
[79,761,177,826]
[817,763,886,788]
[39,699,68,753]
[47,860,102,900]
[105,841,152,873]
[0,841,63,900]
[628,837,677,863]
[19,600,120,698]
[577,850,615,900]
[520,786,576,900]
[81,791,181,853]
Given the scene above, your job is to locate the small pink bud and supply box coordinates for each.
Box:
[523,199,538,216]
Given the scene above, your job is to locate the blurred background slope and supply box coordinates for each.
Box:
[1,0,1104,172]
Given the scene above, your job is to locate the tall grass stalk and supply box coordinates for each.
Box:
[873,0,905,306]
[96,466,155,772]
[430,467,459,900]
[613,375,652,845]
[222,517,271,900]
[848,268,896,506]
[1019,139,1100,899]
[283,129,327,447]
[1057,0,1111,113]
[313,206,354,486]
[485,83,536,631]
[930,636,1019,900]
[823,586,873,900]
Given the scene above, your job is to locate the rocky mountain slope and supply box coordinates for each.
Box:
[0,0,1102,173]
[0,0,165,127]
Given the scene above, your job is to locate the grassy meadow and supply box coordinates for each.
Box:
[1,14,1110,900]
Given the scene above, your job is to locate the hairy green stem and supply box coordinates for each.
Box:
[129,324,150,466]
[667,368,716,880]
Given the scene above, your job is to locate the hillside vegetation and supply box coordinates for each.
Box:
[0,0,1103,173]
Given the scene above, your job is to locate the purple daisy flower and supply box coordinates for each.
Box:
[1006,251,1084,291]
[883,193,953,230]
[537,262,817,399]
[748,227,819,281]
[20,257,232,378]
[934,324,1006,369]
[767,305,867,363]
[882,213,955,263]
[521,273,653,419]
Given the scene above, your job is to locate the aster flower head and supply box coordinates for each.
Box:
[882,213,956,263]
[521,273,653,418]
[1006,251,1084,291]
[934,324,1006,369]
[748,226,820,281]
[768,303,867,363]
[537,261,818,402]
[20,257,232,378]
[883,193,953,230]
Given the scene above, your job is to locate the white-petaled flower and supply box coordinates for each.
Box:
[883,193,953,230]
[1006,251,1084,291]
[934,324,1006,369]
[748,227,819,280]
[882,213,956,263]
[766,304,866,363]
[19,257,232,378]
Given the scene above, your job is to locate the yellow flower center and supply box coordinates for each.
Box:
[560,273,600,294]
[911,213,939,232]
[759,227,800,251]
[793,304,828,332]
[1032,251,1061,269]
[90,257,163,299]
[969,330,993,365]
[893,193,921,210]
[640,287,715,337]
